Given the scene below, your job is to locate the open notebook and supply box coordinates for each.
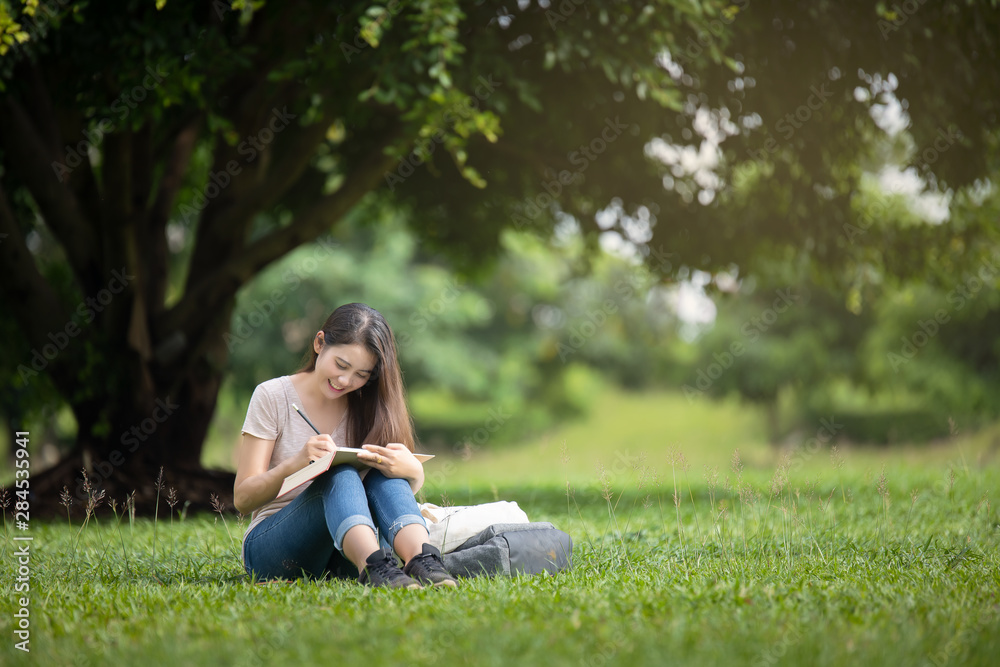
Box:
[277,448,434,498]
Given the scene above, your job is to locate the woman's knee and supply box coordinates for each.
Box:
[312,465,369,510]
[315,464,364,492]
[363,470,416,500]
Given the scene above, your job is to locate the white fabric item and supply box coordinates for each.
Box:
[419,501,530,553]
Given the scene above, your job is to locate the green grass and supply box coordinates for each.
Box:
[3,390,999,666]
[420,389,1000,501]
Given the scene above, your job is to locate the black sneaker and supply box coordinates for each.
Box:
[358,549,421,589]
[403,544,459,588]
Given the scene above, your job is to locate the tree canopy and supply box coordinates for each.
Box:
[1,0,998,512]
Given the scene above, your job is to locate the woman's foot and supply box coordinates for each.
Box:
[403,544,459,588]
[358,548,421,589]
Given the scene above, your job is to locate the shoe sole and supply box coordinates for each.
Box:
[366,581,422,589]
[417,578,458,588]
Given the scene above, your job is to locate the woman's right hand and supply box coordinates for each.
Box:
[235,433,338,515]
[296,433,337,469]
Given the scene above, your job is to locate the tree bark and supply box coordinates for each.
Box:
[30,318,238,518]
[2,6,404,519]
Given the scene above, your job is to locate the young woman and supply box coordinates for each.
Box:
[234,302,457,588]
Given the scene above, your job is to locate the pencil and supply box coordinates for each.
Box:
[291,404,322,435]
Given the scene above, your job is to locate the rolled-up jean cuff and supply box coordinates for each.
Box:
[384,514,427,548]
[334,514,377,552]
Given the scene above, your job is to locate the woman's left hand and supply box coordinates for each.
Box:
[361,443,424,490]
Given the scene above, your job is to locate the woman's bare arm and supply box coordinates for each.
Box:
[233,433,335,515]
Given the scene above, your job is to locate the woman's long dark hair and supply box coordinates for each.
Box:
[297,303,416,451]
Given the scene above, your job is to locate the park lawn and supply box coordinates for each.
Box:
[2,391,999,666]
[420,389,1000,502]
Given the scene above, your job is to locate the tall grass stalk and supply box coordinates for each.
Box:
[617,455,655,561]
[669,451,687,571]
[604,468,636,573]
[902,489,920,541]
[731,450,749,553]
[679,456,703,545]
[559,443,582,536]
[167,487,179,528]
[75,469,107,558]
[152,467,164,578]
[211,493,242,561]
[59,485,73,530]
[876,467,890,550]
[109,498,133,577]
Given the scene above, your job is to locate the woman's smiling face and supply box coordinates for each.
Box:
[314,339,376,399]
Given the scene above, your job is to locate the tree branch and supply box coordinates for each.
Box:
[182,96,328,291]
[98,130,141,345]
[101,130,133,249]
[132,123,154,219]
[0,183,74,378]
[157,141,401,365]
[21,60,63,157]
[488,138,567,176]
[0,97,101,291]
[146,116,201,314]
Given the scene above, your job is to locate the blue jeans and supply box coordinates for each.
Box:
[242,465,426,581]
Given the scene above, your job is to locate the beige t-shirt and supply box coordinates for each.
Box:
[240,375,350,543]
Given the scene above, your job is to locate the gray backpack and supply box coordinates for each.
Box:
[442,522,573,577]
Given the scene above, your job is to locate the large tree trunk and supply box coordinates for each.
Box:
[31,323,238,519]
[1,41,400,519]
